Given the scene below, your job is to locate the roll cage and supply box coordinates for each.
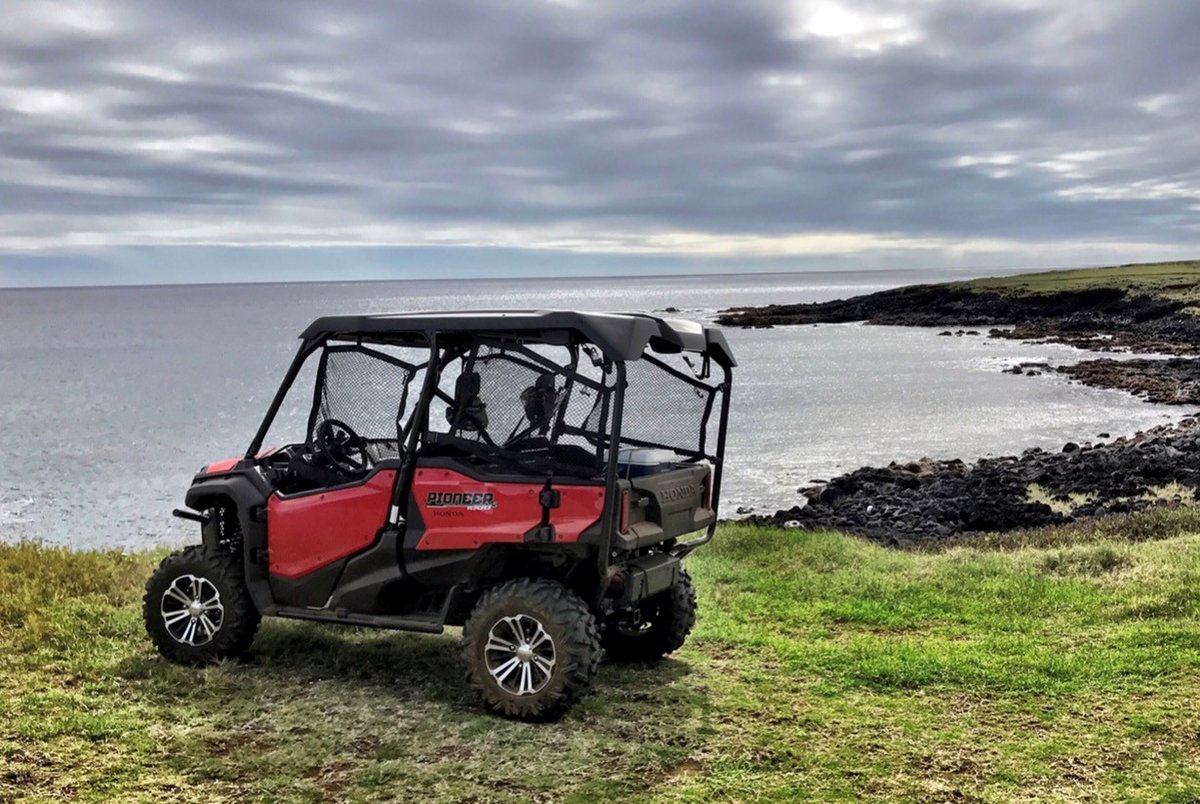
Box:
[245,310,735,568]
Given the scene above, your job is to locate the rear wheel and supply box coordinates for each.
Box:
[603,569,697,663]
[143,545,260,664]
[462,578,601,721]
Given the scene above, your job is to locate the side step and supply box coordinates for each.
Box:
[274,607,445,633]
[272,586,459,635]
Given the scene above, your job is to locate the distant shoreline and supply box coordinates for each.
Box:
[719,261,1200,543]
[719,260,1200,404]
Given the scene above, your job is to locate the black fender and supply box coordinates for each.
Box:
[184,469,277,614]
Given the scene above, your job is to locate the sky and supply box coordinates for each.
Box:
[0,0,1197,287]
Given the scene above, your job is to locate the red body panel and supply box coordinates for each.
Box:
[267,470,396,579]
[412,468,605,550]
[553,485,609,542]
[205,445,278,475]
[204,457,240,475]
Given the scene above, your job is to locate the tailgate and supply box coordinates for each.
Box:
[617,464,715,549]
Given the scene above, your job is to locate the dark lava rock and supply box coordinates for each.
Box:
[749,417,1200,547]
[716,280,1200,407]
[1004,361,1052,377]
[717,284,1200,356]
[1056,357,1200,405]
[719,276,1200,544]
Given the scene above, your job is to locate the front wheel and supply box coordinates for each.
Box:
[603,569,697,663]
[462,578,601,721]
[143,545,261,665]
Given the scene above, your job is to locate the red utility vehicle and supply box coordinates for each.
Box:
[145,310,734,719]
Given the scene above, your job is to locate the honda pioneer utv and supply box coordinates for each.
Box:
[145,310,734,720]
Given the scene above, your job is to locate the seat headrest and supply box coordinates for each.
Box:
[455,371,481,400]
[521,373,559,434]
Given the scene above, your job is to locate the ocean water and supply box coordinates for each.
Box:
[0,269,1187,550]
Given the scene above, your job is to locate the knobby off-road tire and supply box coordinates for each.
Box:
[462,578,601,721]
[603,569,697,663]
[143,545,261,665]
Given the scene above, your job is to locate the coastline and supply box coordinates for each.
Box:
[719,261,1200,542]
[747,415,1200,546]
[718,262,1200,358]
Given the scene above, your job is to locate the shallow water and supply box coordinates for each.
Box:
[0,269,1187,549]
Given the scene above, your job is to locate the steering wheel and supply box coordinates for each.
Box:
[314,419,371,475]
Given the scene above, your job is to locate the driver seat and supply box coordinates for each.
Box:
[446,371,489,433]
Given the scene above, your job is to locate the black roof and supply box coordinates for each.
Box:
[300,309,735,367]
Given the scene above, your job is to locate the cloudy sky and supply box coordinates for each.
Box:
[0,0,1197,286]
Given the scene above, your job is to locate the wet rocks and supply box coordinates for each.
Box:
[1056,358,1200,405]
[1004,362,1051,376]
[750,418,1200,546]
[1003,357,1200,405]
[719,272,1200,545]
[996,355,1200,408]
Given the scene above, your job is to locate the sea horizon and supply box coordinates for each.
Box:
[1,269,1187,550]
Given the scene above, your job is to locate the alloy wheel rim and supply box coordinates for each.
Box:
[160,574,224,646]
[484,614,556,696]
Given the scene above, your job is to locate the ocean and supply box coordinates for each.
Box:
[0,269,1186,550]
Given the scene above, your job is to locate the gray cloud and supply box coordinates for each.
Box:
[0,0,1197,276]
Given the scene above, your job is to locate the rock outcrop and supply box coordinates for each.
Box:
[752,418,1200,546]
[718,284,1200,354]
[719,281,1200,411]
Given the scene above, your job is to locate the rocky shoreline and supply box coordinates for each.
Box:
[720,271,1200,543]
[718,283,1200,402]
[1059,358,1200,405]
[717,283,1200,353]
[749,417,1200,546]
[1002,358,1200,405]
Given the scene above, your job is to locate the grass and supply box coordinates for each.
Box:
[1025,483,1098,516]
[961,260,1200,309]
[7,511,1200,802]
[1025,482,1194,518]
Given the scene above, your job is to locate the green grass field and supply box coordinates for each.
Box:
[6,510,1200,802]
[961,260,1200,309]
